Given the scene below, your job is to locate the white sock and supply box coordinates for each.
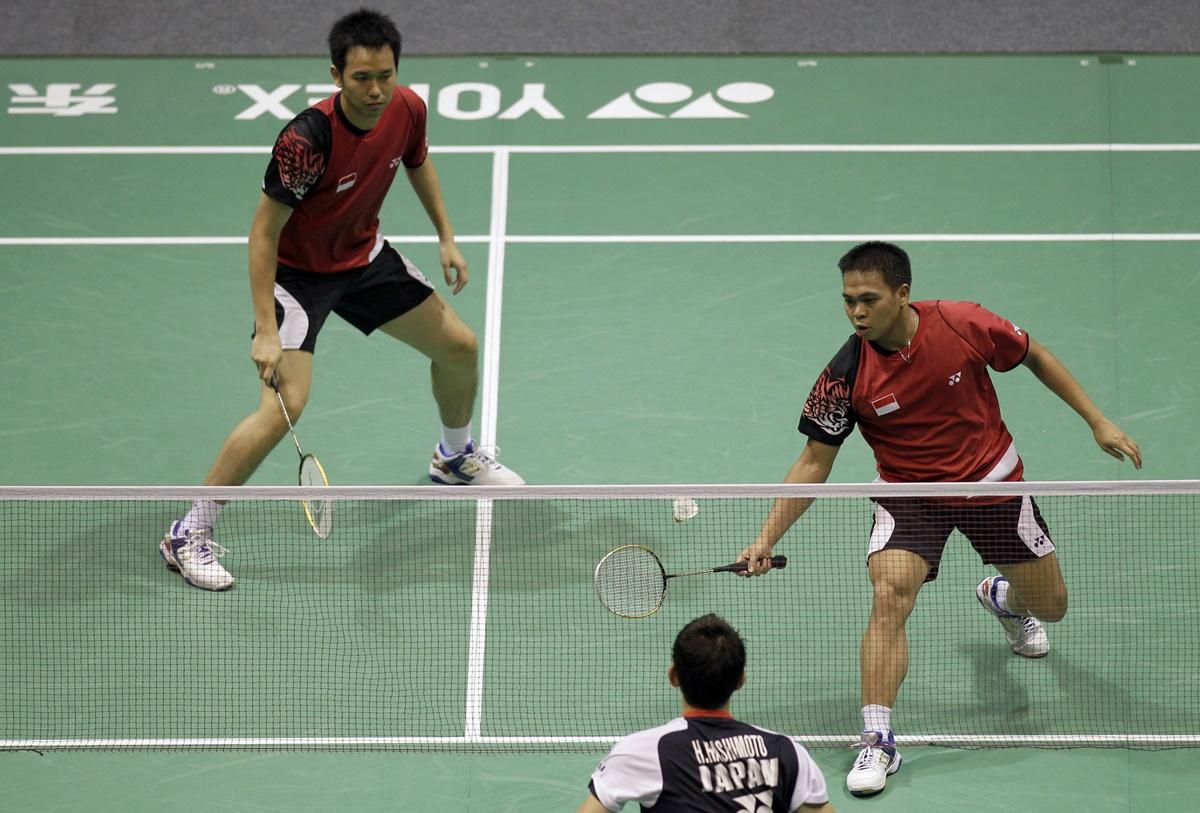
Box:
[440,423,472,454]
[862,704,892,734]
[181,499,222,531]
[991,576,1020,617]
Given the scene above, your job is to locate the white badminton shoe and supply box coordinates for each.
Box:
[159,521,235,591]
[976,576,1049,658]
[429,442,525,486]
[846,729,902,797]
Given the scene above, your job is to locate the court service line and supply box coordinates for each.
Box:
[462,147,511,742]
[4,143,1200,156]
[5,233,1200,247]
[0,236,492,246]
[506,233,1200,243]
[3,733,1195,749]
[505,143,1200,154]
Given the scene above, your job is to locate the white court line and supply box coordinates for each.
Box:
[3,733,1196,749]
[508,143,1200,154]
[0,235,492,246]
[4,143,1200,156]
[479,149,510,449]
[506,233,1200,243]
[7,233,1200,247]
[462,147,511,742]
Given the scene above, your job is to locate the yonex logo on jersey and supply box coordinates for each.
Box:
[948,372,962,386]
[389,156,402,169]
[870,393,900,416]
[336,173,357,192]
[732,790,775,812]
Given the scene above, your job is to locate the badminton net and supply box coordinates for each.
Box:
[0,481,1196,751]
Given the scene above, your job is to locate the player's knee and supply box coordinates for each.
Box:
[870,579,919,622]
[441,328,478,367]
[1020,582,1067,622]
[279,393,308,422]
[261,395,307,434]
[1039,586,1067,622]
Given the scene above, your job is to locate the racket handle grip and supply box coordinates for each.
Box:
[726,556,788,573]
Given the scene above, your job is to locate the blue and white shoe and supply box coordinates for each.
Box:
[429,442,525,486]
[159,521,234,591]
[846,729,901,796]
[976,576,1048,658]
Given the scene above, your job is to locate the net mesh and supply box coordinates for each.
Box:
[1,482,1197,751]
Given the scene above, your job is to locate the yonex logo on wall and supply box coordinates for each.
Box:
[214,81,776,122]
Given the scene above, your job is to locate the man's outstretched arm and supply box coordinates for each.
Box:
[1022,337,1142,468]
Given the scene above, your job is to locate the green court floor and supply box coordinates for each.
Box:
[2,53,1199,812]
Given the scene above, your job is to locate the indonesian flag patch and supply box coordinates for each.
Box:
[871,393,900,416]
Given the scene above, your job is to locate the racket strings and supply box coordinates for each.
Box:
[299,455,333,539]
[595,547,666,618]
[299,456,327,488]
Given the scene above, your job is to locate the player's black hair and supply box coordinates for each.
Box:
[329,8,402,73]
[838,241,912,290]
[672,614,746,710]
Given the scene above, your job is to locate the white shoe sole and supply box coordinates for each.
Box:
[428,464,526,486]
[847,751,902,797]
[1009,638,1049,659]
[159,539,234,591]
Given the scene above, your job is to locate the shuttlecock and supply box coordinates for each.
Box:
[672,498,699,522]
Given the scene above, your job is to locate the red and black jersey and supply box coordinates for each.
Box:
[587,712,828,812]
[262,87,429,273]
[799,300,1031,483]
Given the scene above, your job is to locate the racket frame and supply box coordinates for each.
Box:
[298,453,332,539]
[271,373,333,539]
[594,544,669,619]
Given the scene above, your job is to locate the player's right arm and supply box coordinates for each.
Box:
[248,192,293,384]
[739,438,840,575]
[742,336,859,575]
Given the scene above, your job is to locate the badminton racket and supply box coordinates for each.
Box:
[594,544,786,618]
[271,373,332,538]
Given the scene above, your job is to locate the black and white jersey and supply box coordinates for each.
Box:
[587,712,828,812]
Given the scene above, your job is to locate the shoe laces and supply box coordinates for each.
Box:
[851,731,890,770]
[178,531,229,565]
[457,444,504,472]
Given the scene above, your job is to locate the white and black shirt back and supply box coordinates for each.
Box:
[588,712,829,812]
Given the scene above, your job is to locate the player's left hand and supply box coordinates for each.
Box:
[440,240,468,294]
[1092,418,1143,469]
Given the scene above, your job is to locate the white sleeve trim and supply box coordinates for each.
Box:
[590,717,688,810]
[787,737,830,809]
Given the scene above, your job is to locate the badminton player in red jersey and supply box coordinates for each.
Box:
[737,242,1141,797]
[159,9,522,592]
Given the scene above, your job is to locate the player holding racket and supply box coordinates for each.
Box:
[159,9,522,591]
[737,242,1141,797]
[578,615,834,813]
